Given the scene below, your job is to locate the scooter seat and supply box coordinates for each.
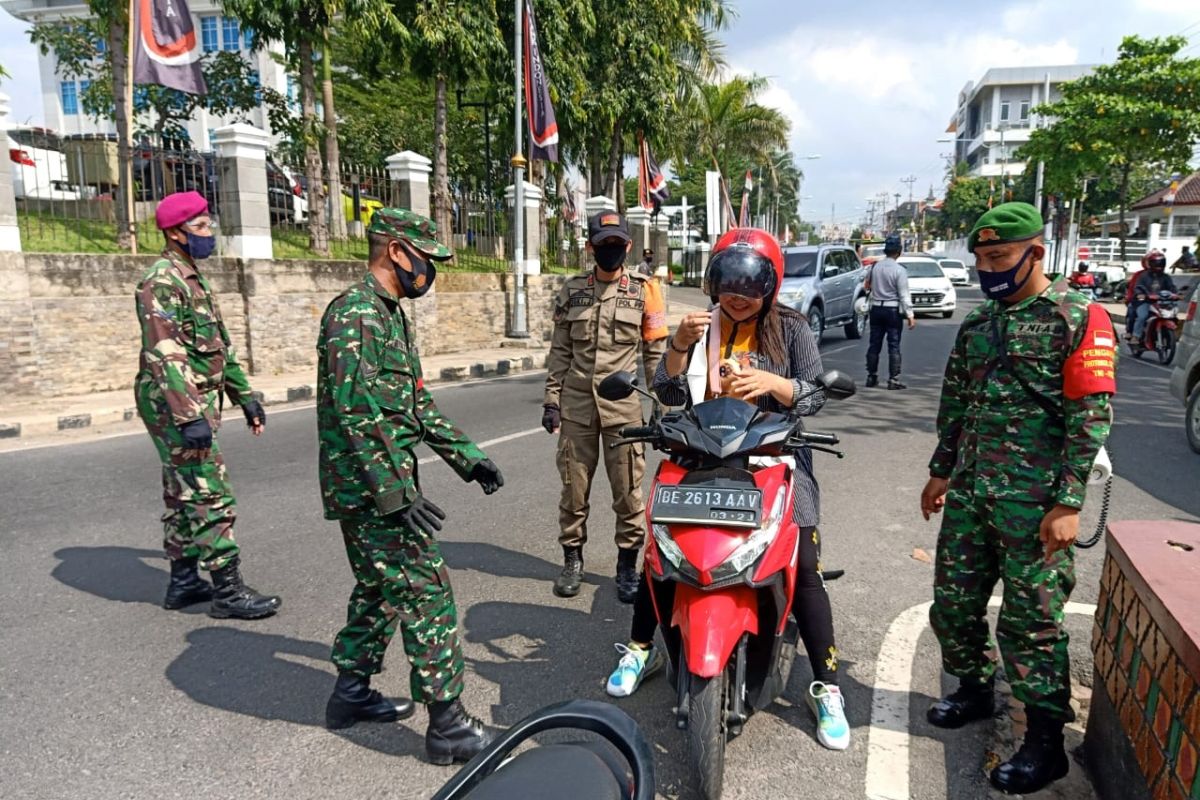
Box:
[464,743,624,800]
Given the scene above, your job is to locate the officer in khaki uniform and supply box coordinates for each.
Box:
[543,212,668,602]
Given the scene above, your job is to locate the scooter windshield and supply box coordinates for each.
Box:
[665,397,794,459]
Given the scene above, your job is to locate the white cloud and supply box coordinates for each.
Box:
[0,13,44,126]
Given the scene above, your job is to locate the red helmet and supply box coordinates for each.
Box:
[704,227,785,304]
[1144,249,1167,270]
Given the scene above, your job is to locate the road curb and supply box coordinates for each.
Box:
[0,350,549,442]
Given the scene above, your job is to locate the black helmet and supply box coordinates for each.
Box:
[884,234,902,256]
[1147,251,1167,270]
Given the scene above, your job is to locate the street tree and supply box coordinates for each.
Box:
[1019,35,1200,259]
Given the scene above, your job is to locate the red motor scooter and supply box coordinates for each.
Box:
[598,369,855,800]
[1128,292,1180,365]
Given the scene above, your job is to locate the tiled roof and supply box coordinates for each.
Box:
[1131,172,1200,210]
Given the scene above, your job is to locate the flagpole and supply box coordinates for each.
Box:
[126,0,137,254]
[509,0,529,338]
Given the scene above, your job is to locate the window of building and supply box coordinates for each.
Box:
[94,34,106,54]
[286,75,299,111]
[200,16,219,52]
[222,17,241,51]
[999,101,1010,123]
[1019,101,1030,121]
[243,28,255,50]
[60,81,78,115]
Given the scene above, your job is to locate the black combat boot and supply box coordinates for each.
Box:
[553,546,584,598]
[426,699,492,766]
[927,677,994,728]
[887,378,907,390]
[615,548,639,604]
[989,710,1070,794]
[163,557,213,610]
[325,672,415,730]
[865,374,879,388]
[208,558,281,620]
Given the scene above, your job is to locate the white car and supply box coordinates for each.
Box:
[8,126,82,200]
[898,256,957,318]
[936,257,971,285]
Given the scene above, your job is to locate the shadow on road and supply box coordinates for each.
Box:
[50,545,211,612]
[441,540,612,588]
[165,627,427,758]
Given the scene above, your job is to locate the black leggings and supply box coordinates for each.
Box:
[629,525,838,684]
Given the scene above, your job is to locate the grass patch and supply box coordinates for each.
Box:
[18,210,160,254]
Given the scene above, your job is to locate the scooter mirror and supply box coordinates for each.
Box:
[816,370,857,400]
[598,371,639,402]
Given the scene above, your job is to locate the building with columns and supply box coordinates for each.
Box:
[946,65,1095,180]
[0,0,291,147]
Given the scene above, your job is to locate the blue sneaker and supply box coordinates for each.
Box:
[605,643,664,698]
[806,681,850,750]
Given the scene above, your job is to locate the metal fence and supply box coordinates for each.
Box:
[11,129,217,254]
[450,190,508,272]
[272,158,389,260]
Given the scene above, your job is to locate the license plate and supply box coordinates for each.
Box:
[651,485,763,528]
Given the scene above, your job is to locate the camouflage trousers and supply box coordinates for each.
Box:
[135,377,239,571]
[332,515,465,704]
[929,488,1077,719]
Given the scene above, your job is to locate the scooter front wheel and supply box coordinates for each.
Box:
[1157,327,1176,365]
[687,672,729,800]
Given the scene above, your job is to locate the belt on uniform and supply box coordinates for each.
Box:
[871,300,900,308]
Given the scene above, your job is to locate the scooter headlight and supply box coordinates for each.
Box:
[710,486,789,581]
[652,524,687,570]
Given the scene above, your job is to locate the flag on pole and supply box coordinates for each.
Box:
[637,132,669,212]
[738,170,753,227]
[562,180,578,224]
[132,0,207,96]
[523,0,558,162]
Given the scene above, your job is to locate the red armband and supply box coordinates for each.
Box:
[1063,304,1116,400]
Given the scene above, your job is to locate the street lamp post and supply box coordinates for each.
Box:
[509,0,529,338]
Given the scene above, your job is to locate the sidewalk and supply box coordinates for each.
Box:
[0,296,708,446]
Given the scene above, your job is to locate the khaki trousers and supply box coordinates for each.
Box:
[556,417,646,551]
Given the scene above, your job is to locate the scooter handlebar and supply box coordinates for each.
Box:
[619,425,659,439]
[791,430,840,446]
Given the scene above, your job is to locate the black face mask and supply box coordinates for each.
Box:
[593,242,627,271]
[393,243,437,298]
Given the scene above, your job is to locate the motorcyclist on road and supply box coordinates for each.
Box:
[1068,262,1096,290]
[1129,251,1178,342]
[603,227,852,752]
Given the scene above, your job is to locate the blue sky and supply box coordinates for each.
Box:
[3,0,1199,225]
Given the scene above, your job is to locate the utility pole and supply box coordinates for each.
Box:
[509,0,528,337]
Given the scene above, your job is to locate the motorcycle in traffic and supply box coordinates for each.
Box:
[1128,292,1180,364]
[597,369,856,800]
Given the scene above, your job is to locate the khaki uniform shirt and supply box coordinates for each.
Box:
[544,268,668,428]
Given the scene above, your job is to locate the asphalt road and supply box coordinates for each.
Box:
[1,286,1196,800]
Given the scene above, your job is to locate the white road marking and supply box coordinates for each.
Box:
[0,371,547,455]
[417,427,545,465]
[866,597,1097,800]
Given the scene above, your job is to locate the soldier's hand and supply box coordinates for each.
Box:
[400,495,446,537]
[1040,504,1080,560]
[920,477,949,520]
[542,404,561,434]
[674,311,711,347]
[242,400,266,436]
[470,459,504,495]
[907,315,916,330]
[179,418,213,459]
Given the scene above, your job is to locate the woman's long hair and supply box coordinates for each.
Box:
[757,302,806,367]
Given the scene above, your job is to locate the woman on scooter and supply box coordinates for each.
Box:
[604,227,850,751]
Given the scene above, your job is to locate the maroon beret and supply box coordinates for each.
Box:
[156,190,209,230]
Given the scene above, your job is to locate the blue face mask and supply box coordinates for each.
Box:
[184,231,216,260]
[978,245,1035,300]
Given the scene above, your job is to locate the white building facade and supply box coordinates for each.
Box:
[946,65,1095,181]
[1,0,292,147]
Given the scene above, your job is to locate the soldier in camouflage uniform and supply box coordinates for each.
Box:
[920,203,1116,795]
[135,190,280,620]
[316,208,503,765]
[542,211,669,602]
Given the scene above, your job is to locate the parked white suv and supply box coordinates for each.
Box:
[898,256,957,318]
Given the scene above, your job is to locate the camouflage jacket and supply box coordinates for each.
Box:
[929,278,1114,509]
[134,248,254,425]
[316,273,487,520]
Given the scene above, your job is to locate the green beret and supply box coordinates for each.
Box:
[967,202,1045,253]
[367,208,453,260]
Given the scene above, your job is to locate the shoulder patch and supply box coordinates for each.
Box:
[1063,304,1117,400]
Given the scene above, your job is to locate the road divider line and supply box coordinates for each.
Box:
[866,597,1097,800]
[418,427,545,465]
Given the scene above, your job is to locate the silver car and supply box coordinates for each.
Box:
[1167,281,1200,453]
[776,245,869,344]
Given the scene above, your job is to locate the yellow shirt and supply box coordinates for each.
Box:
[706,313,761,401]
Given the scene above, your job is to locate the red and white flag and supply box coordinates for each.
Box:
[133,0,207,95]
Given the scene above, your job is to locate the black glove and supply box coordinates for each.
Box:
[470,459,504,495]
[179,418,213,450]
[242,400,266,428]
[542,404,561,434]
[400,495,446,537]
